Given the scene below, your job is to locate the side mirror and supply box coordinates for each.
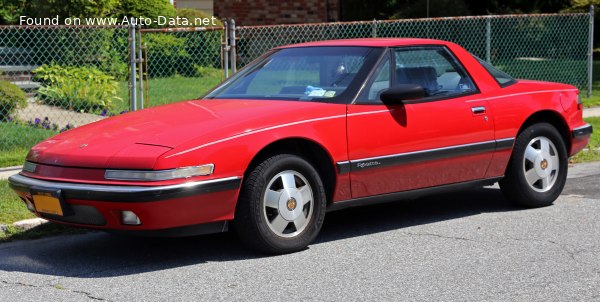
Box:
[380,84,425,104]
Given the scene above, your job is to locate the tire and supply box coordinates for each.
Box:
[499,123,568,208]
[235,154,326,254]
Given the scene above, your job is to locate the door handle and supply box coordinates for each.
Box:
[471,106,486,114]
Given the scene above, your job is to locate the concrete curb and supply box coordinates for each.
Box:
[0,217,47,233]
[583,106,600,118]
[0,166,21,180]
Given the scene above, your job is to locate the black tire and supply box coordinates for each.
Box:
[235,154,326,254]
[499,123,568,208]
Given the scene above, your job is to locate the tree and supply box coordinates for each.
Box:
[561,0,600,12]
[0,0,25,24]
[24,0,118,20]
[117,0,176,20]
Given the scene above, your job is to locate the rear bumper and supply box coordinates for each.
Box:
[570,123,593,156]
[8,174,241,234]
[572,123,593,138]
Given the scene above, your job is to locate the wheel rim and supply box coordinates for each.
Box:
[522,136,560,193]
[262,170,314,238]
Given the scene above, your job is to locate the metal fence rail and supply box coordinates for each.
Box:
[0,11,594,164]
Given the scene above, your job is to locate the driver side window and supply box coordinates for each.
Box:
[394,47,476,97]
[358,46,477,104]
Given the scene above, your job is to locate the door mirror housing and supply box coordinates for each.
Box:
[380,84,425,104]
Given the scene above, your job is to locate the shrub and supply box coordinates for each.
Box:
[118,0,175,27]
[193,65,223,78]
[0,80,27,121]
[175,8,223,27]
[24,0,118,20]
[33,64,122,112]
[143,33,188,77]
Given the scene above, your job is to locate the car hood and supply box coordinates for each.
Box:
[27,99,342,169]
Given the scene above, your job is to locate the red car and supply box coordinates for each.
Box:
[9,38,592,253]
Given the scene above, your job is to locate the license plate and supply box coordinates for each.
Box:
[31,190,64,216]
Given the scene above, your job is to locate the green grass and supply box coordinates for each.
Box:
[0,123,58,167]
[580,60,600,108]
[0,180,34,224]
[571,117,600,163]
[1,223,83,242]
[0,73,225,168]
[117,73,224,111]
[0,180,84,242]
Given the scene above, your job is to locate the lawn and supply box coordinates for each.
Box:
[0,73,225,168]
[0,180,34,224]
[0,122,58,167]
[581,60,600,107]
[116,73,224,111]
[0,179,84,241]
[571,116,600,163]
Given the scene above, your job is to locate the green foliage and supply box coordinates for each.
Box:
[24,0,118,19]
[0,0,25,24]
[34,64,122,112]
[394,0,471,18]
[0,80,27,121]
[118,0,175,27]
[561,0,600,12]
[143,33,188,77]
[193,66,223,78]
[175,8,222,26]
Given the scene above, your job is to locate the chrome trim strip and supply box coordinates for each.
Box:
[336,138,515,174]
[8,174,242,202]
[165,114,347,158]
[336,161,351,174]
[495,137,515,150]
[464,88,579,103]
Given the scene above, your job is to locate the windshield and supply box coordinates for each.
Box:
[206,46,379,102]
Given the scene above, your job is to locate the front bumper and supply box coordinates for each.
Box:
[8,174,242,233]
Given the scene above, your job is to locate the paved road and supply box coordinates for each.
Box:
[1,168,599,301]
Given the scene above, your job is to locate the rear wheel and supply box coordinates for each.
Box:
[235,154,326,254]
[499,123,568,207]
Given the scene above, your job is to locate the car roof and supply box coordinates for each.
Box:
[278,38,451,49]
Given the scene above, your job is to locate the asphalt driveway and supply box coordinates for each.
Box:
[0,163,599,301]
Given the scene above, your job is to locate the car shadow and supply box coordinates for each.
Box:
[0,186,522,278]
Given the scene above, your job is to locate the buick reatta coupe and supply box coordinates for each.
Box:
[9,38,592,253]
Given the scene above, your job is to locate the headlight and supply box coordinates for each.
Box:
[104,164,214,181]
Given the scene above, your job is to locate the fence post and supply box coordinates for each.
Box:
[128,19,138,111]
[223,19,230,78]
[230,19,237,74]
[486,16,491,63]
[588,5,595,98]
[372,19,377,38]
[137,25,144,109]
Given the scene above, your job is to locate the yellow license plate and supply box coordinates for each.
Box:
[32,193,64,216]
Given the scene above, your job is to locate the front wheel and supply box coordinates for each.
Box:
[235,154,326,254]
[499,123,568,207]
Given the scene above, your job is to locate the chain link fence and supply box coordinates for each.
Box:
[237,13,592,92]
[138,27,225,109]
[0,25,130,165]
[0,12,594,167]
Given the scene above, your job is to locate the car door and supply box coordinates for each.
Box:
[346,46,495,198]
